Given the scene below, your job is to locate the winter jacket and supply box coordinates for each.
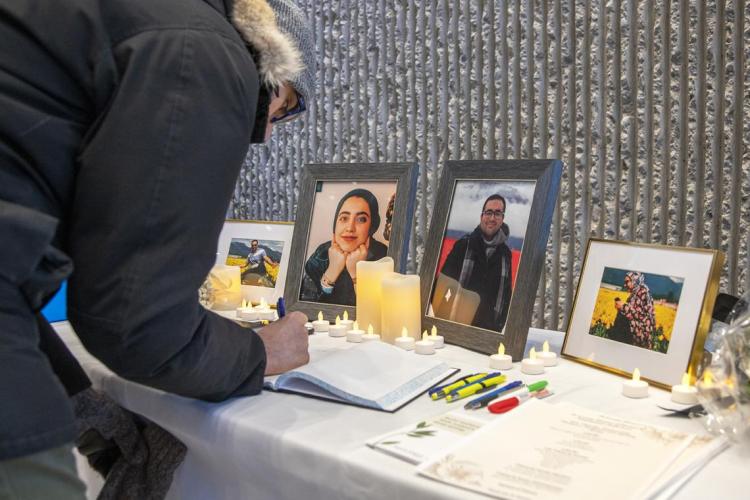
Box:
[0,0,300,459]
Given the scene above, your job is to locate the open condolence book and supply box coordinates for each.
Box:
[263,341,457,412]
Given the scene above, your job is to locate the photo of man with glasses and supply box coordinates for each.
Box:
[432,194,514,332]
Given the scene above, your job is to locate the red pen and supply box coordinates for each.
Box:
[488,386,551,414]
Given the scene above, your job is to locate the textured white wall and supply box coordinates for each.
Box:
[230,0,749,330]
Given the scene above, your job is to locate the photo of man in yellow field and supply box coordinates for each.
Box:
[589,268,683,354]
[226,238,283,288]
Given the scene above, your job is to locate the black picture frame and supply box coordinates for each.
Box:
[285,163,419,320]
[419,159,562,359]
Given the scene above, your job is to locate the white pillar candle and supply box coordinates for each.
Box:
[490,342,513,370]
[537,340,558,367]
[380,273,422,344]
[361,324,381,342]
[356,257,394,335]
[328,315,348,338]
[521,347,545,375]
[395,327,416,351]
[311,311,330,333]
[429,325,444,349]
[346,321,365,343]
[338,310,354,331]
[622,368,650,398]
[208,264,242,310]
[414,331,435,355]
[671,372,698,405]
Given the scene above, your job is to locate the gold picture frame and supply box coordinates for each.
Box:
[561,238,723,390]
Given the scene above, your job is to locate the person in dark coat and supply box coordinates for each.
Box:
[0,0,315,496]
[438,194,513,332]
[301,189,389,306]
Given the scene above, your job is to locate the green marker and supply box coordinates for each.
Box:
[446,374,507,402]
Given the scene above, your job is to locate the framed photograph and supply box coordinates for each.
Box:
[420,160,562,358]
[216,219,294,305]
[562,239,724,389]
[285,163,418,319]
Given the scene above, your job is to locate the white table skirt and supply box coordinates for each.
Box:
[54,322,748,500]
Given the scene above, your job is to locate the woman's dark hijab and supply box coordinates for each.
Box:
[332,189,381,236]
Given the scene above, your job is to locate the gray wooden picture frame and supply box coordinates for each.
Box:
[419,160,562,359]
[285,163,419,320]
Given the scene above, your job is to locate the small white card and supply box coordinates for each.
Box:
[367,411,487,465]
[418,401,695,500]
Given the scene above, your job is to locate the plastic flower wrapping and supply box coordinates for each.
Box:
[694,295,750,443]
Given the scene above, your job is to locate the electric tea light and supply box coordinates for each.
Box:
[537,340,558,367]
[490,343,513,370]
[671,372,698,405]
[312,311,330,333]
[329,316,347,337]
[622,368,649,398]
[415,331,435,355]
[395,327,415,351]
[521,347,545,375]
[361,324,380,342]
[429,325,444,349]
[346,321,364,343]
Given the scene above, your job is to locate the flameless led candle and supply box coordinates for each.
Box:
[537,341,558,367]
[328,315,347,337]
[380,272,421,344]
[346,321,365,343]
[521,347,545,375]
[395,327,416,351]
[356,257,394,335]
[671,372,698,405]
[429,325,444,349]
[490,343,513,370]
[622,368,649,398]
[312,311,330,333]
[361,324,380,342]
[209,264,242,310]
[254,297,276,321]
[414,331,436,355]
[237,299,259,321]
[339,310,354,331]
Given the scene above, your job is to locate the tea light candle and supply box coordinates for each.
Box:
[311,311,330,333]
[622,368,649,398]
[537,340,558,367]
[361,324,380,342]
[490,343,513,370]
[339,310,354,331]
[236,300,259,321]
[346,321,364,343]
[521,347,545,375]
[414,331,435,355]
[429,326,444,349]
[395,327,415,351]
[671,372,698,405]
[328,316,347,337]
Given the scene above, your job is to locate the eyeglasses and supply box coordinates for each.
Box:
[481,209,505,218]
[270,91,307,124]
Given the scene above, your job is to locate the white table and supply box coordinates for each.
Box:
[55,322,748,500]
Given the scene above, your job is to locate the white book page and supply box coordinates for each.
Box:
[275,341,447,403]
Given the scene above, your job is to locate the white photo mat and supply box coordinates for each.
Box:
[562,239,722,389]
[216,220,294,306]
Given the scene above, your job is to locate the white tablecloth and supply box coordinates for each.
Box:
[55,322,748,500]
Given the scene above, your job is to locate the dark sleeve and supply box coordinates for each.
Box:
[440,238,467,281]
[66,28,266,402]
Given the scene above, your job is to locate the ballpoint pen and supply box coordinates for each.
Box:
[488,381,550,414]
[276,297,286,318]
[463,380,524,410]
[429,373,488,400]
[445,374,507,402]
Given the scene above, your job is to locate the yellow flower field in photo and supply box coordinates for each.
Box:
[590,287,678,341]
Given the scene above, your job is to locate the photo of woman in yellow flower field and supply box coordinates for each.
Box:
[589,268,683,353]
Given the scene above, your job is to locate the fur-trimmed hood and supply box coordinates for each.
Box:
[230,0,304,90]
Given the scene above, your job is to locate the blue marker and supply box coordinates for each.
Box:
[276,297,286,318]
[463,380,524,410]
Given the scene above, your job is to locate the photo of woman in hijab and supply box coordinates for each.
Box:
[300,188,390,305]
